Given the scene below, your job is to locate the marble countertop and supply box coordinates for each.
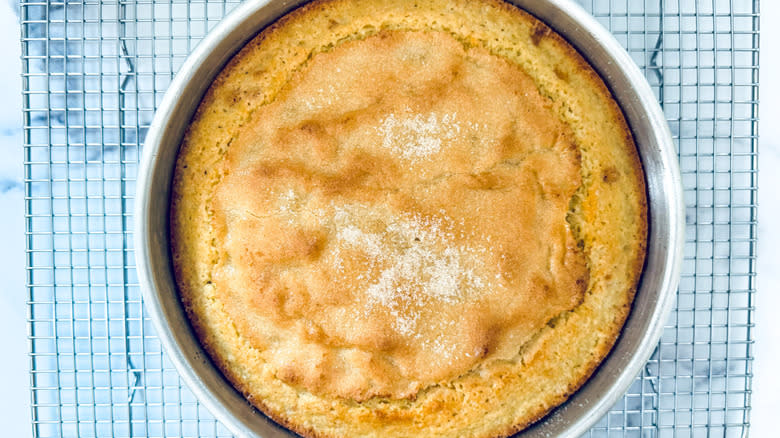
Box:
[0,0,775,436]
[751,2,779,433]
[0,0,32,436]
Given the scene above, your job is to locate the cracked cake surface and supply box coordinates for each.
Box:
[170,0,647,436]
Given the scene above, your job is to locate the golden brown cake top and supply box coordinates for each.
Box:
[171,0,647,435]
[212,30,587,401]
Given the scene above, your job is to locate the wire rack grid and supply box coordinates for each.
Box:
[21,0,758,437]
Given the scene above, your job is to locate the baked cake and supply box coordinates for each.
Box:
[170,0,647,436]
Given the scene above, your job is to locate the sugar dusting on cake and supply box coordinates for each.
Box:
[377,109,460,162]
[330,205,488,338]
[271,191,497,359]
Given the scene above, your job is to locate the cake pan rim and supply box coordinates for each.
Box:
[134,1,684,436]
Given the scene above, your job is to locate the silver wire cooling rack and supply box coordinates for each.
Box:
[22,0,758,436]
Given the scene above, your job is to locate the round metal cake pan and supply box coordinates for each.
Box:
[135,0,685,436]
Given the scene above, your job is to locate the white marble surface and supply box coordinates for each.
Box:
[0,1,776,437]
[751,1,780,436]
[0,0,32,437]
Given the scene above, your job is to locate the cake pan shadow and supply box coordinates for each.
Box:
[135,0,684,436]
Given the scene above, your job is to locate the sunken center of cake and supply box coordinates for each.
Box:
[210,30,587,401]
